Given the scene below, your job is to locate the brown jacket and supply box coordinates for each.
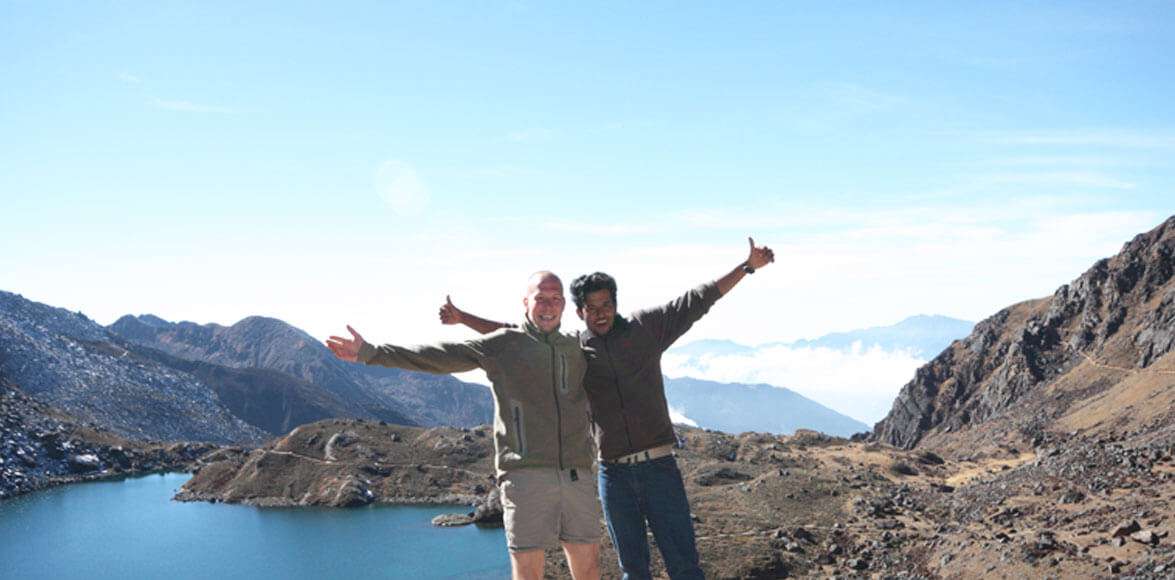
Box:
[580,282,721,461]
[359,321,593,476]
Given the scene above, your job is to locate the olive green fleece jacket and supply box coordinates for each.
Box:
[357,321,593,477]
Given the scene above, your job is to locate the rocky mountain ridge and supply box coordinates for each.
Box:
[664,376,870,437]
[109,313,494,429]
[0,290,496,445]
[670,314,974,361]
[875,215,1175,452]
[0,291,266,444]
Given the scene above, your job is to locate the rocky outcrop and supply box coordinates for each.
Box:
[175,419,496,507]
[0,378,215,500]
[432,487,503,527]
[875,216,1175,449]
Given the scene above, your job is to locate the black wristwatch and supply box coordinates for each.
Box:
[741,262,756,274]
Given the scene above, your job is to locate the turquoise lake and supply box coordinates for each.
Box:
[0,473,511,579]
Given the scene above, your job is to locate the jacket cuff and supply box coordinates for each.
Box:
[357,341,378,364]
[701,280,722,304]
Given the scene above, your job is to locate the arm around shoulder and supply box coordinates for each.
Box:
[439,295,515,335]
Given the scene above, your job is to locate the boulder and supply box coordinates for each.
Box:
[693,466,754,486]
[1112,520,1141,538]
[432,513,474,527]
[332,476,373,507]
[1129,530,1159,545]
[471,487,503,526]
[68,454,100,473]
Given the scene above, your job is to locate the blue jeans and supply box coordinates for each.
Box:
[598,455,704,580]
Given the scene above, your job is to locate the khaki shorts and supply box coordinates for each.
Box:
[499,466,602,552]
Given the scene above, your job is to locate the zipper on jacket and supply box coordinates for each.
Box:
[550,342,564,470]
[559,353,569,394]
[511,400,527,456]
[603,335,634,452]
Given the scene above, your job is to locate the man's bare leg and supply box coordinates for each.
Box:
[510,549,545,580]
[562,542,601,580]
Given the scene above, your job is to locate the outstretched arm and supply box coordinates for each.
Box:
[716,236,775,296]
[638,236,776,351]
[439,295,514,335]
[327,323,484,373]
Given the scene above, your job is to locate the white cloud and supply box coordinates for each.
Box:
[663,344,927,426]
[668,404,698,427]
[150,98,236,114]
[375,160,430,215]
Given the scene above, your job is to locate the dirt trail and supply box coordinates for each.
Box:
[264,449,487,476]
[945,452,1036,487]
[1079,351,1175,375]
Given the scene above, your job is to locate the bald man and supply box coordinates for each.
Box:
[327,272,601,580]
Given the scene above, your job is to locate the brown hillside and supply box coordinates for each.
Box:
[875,215,1175,455]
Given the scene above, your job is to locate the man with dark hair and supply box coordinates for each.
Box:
[328,272,601,580]
[441,238,775,579]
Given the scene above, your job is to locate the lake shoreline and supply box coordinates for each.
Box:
[0,472,513,579]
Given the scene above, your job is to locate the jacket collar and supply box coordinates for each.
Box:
[522,317,561,342]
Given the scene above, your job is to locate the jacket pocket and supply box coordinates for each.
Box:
[510,399,527,457]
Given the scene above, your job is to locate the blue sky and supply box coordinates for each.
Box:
[2,1,1173,361]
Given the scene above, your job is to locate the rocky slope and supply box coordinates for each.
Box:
[179,417,1174,578]
[109,314,493,428]
[0,377,216,500]
[175,418,497,509]
[875,215,1175,453]
[127,345,406,435]
[0,291,265,444]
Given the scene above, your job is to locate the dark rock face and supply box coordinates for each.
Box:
[875,216,1175,449]
[0,379,210,500]
[128,347,390,436]
[109,314,494,429]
